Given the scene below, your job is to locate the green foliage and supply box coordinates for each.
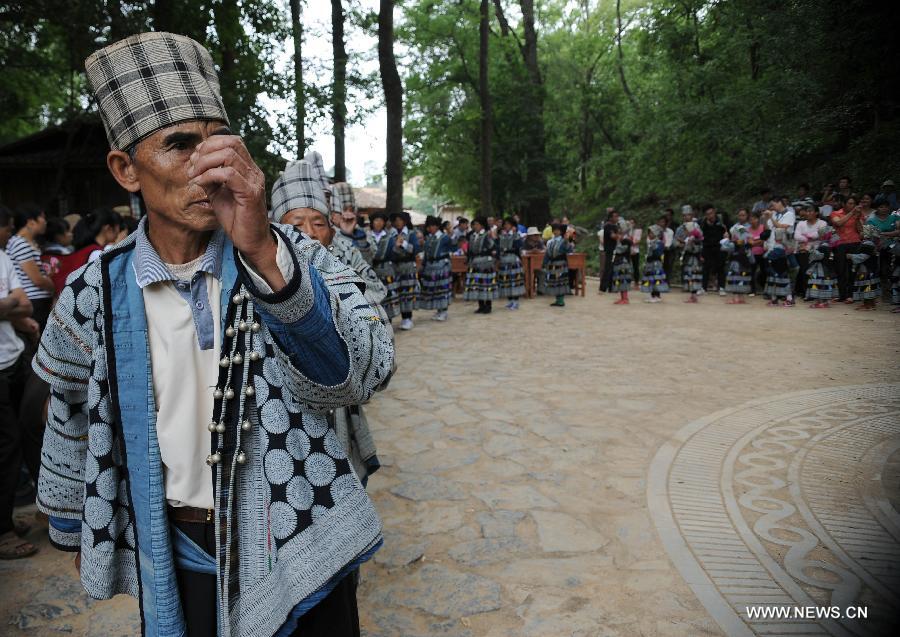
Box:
[403,0,900,227]
[401,0,548,217]
[0,0,292,184]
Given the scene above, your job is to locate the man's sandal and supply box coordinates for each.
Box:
[0,531,39,559]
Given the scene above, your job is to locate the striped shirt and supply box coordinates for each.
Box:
[5,235,52,300]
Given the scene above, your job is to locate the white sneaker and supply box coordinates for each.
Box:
[718,288,726,297]
[696,288,706,296]
[432,311,447,322]
[400,318,414,330]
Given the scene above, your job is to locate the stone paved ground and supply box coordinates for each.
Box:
[2,288,898,636]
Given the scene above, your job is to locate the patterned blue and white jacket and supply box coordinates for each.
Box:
[33,222,394,637]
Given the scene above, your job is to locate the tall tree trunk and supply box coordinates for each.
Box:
[332,0,347,181]
[518,0,549,224]
[478,0,492,218]
[213,0,240,125]
[378,0,403,216]
[615,0,638,108]
[290,0,305,157]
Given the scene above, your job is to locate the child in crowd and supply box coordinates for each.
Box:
[848,240,880,311]
[640,224,668,303]
[805,242,838,308]
[497,217,525,310]
[497,217,526,310]
[723,224,753,304]
[465,217,499,314]
[419,215,453,321]
[543,223,573,307]
[611,235,634,304]
[370,212,399,321]
[389,211,421,330]
[748,210,766,295]
[764,228,793,307]
[675,214,704,303]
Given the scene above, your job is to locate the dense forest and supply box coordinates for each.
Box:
[1,1,898,225]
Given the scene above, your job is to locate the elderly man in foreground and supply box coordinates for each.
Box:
[33,32,393,637]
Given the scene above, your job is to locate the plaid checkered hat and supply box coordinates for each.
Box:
[85,32,229,151]
[331,182,356,213]
[270,160,329,222]
[303,151,330,191]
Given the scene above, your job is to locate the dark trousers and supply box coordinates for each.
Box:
[0,354,32,534]
[702,247,725,290]
[174,519,360,637]
[600,252,615,291]
[795,251,810,298]
[834,242,859,300]
[878,248,893,297]
[630,254,640,284]
[597,252,606,290]
[662,248,677,284]
[750,258,765,294]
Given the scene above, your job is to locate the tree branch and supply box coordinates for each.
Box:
[492,0,524,55]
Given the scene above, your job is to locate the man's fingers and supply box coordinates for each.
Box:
[191,166,251,197]
[188,146,251,180]
[193,134,255,168]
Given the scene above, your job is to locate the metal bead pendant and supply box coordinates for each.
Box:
[207,421,217,432]
[215,423,226,434]
[236,450,247,465]
[213,388,224,399]
[232,353,243,365]
[241,419,251,431]
[219,356,230,368]
[249,351,261,362]
[232,293,243,305]
[238,320,248,332]
[225,326,235,338]
[224,388,235,400]
[245,385,255,397]
[206,452,221,466]
[250,322,260,333]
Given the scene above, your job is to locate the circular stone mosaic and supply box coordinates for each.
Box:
[648,384,900,637]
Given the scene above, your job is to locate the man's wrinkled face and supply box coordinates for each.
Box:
[280,208,332,245]
[116,120,231,233]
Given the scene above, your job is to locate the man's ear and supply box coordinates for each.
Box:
[107,150,141,193]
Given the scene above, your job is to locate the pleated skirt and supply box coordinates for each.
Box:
[464,256,498,301]
[418,258,453,310]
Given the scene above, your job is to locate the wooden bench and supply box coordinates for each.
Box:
[568,252,586,297]
[451,254,468,295]
[522,251,545,298]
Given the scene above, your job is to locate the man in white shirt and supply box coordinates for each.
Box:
[0,205,38,559]
[34,32,392,637]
